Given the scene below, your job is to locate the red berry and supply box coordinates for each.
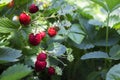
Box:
[29,4,39,13]
[48,27,57,37]
[19,12,31,25]
[29,33,42,46]
[40,32,46,39]
[37,52,47,61]
[35,61,47,71]
[48,66,55,75]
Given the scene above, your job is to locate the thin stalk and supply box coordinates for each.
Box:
[104,13,111,69]
[106,13,110,53]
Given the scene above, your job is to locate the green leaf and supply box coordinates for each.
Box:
[58,4,76,15]
[106,15,120,27]
[0,47,22,63]
[91,0,108,12]
[0,18,18,33]
[0,27,16,33]
[47,42,66,56]
[113,22,120,30]
[87,70,107,80]
[91,0,120,12]
[74,18,96,49]
[0,3,7,11]
[68,32,85,44]
[14,0,32,6]
[0,41,9,46]
[59,20,71,27]
[67,18,95,49]
[78,10,93,19]
[69,24,85,34]
[106,63,120,80]
[105,0,120,12]
[76,39,95,49]
[0,18,17,28]
[69,37,95,50]
[117,30,120,35]
[0,64,32,80]
[0,34,10,46]
[109,45,120,60]
[94,27,120,46]
[68,24,85,44]
[79,18,96,41]
[81,51,109,60]
[88,19,103,26]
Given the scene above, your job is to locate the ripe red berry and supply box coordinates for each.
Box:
[35,61,47,71]
[40,32,46,39]
[29,33,42,46]
[48,27,57,37]
[29,4,39,13]
[37,52,47,61]
[19,12,31,25]
[48,66,55,75]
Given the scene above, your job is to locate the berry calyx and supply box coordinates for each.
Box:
[48,27,57,37]
[19,12,31,25]
[35,61,47,72]
[29,4,39,13]
[29,33,42,46]
[48,66,55,75]
[37,52,47,61]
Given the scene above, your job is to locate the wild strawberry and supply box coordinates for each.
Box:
[40,31,46,39]
[19,12,31,25]
[48,66,55,75]
[29,4,39,13]
[35,61,47,71]
[7,0,14,8]
[37,52,47,61]
[29,33,42,46]
[48,27,57,37]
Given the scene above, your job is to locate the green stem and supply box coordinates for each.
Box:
[106,13,110,53]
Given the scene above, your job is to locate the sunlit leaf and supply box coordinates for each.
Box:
[106,63,120,80]
[109,45,120,60]
[81,51,109,60]
[47,42,66,56]
[0,47,22,63]
[68,24,85,44]
[0,64,32,80]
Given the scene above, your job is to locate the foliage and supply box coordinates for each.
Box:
[0,0,120,80]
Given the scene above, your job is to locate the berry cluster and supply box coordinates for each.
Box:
[18,4,58,46]
[35,52,55,75]
[17,3,57,76]
[35,52,47,71]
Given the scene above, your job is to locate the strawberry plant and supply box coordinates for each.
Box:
[0,0,120,80]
